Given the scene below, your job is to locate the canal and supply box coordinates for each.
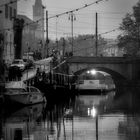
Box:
[0,86,140,140]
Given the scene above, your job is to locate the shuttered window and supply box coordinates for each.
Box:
[10,7,12,20]
[13,9,16,18]
[5,4,8,18]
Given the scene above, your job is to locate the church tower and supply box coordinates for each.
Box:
[33,0,45,54]
[33,0,44,19]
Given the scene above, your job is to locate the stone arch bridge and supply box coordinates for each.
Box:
[65,56,140,82]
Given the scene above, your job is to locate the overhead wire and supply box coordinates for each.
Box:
[24,0,108,27]
[0,0,121,41]
[0,0,19,7]
[48,0,107,19]
[0,0,109,32]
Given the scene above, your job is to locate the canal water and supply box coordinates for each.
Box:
[0,86,140,140]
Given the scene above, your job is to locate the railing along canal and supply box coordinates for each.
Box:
[25,58,76,90]
[34,71,76,90]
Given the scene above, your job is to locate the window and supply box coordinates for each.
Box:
[10,7,12,20]
[13,9,16,18]
[5,4,8,18]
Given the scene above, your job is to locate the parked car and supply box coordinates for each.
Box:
[10,59,26,71]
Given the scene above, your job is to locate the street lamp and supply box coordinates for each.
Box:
[69,12,76,55]
[87,69,97,75]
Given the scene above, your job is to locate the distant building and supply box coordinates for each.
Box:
[0,0,17,64]
[103,45,119,57]
[102,39,124,57]
[33,0,45,57]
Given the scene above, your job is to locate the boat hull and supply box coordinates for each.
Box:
[4,92,44,105]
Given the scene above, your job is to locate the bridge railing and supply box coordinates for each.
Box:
[34,57,53,73]
[51,73,75,86]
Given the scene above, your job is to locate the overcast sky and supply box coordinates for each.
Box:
[18,0,139,40]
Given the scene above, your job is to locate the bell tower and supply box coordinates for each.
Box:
[33,0,43,19]
[33,0,44,36]
[33,0,45,55]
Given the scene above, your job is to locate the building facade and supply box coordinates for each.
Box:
[17,15,38,56]
[0,0,17,64]
[102,39,124,57]
[15,0,45,59]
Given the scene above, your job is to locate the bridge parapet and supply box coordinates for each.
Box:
[66,56,140,64]
[66,56,140,81]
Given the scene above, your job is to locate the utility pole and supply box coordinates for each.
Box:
[55,17,58,51]
[46,10,49,57]
[69,12,76,55]
[56,39,58,51]
[95,12,98,56]
[62,37,65,60]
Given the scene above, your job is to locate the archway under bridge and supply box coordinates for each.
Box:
[73,67,126,88]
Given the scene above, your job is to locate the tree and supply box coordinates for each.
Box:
[117,2,140,56]
[65,34,107,56]
[47,34,107,57]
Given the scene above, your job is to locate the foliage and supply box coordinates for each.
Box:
[61,34,107,56]
[118,2,140,56]
[47,34,108,57]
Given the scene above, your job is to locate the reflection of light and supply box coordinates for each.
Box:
[91,69,96,75]
[88,108,90,115]
[91,106,97,117]
[88,106,97,118]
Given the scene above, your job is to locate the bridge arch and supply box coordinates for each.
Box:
[67,56,140,81]
[74,67,126,81]
[72,66,127,89]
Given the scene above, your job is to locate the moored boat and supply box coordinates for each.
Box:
[76,79,115,94]
[4,81,46,105]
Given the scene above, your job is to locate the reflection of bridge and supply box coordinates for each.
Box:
[66,56,140,81]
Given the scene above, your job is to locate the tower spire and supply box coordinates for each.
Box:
[35,0,42,6]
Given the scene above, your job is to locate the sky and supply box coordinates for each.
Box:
[18,0,139,40]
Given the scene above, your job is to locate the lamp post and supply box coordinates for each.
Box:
[69,12,76,55]
[46,10,49,57]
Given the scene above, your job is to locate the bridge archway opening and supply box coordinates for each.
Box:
[74,67,125,79]
[73,67,126,88]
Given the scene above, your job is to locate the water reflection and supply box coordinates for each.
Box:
[1,88,140,140]
[88,106,97,117]
[3,103,46,140]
